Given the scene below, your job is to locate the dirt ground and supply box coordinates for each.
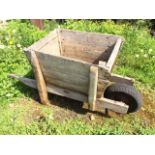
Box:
[11,88,155,126]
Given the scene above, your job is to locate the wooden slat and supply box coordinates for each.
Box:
[45,76,88,94]
[57,29,63,55]
[62,41,114,51]
[62,42,113,64]
[98,61,110,79]
[88,66,98,111]
[36,51,91,94]
[59,29,119,64]
[27,30,58,51]
[39,37,60,56]
[63,44,103,63]
[97,79,109,98]
[47,83,87,102]
[59,29,119,48]
[9,74,87,102]
[98,65,111,80]
[9,74,37,89]
[31,50,50,106]
[24,29,59,62]
[106,38,123,72]
[96,97,129,114]
[107,73,134,85]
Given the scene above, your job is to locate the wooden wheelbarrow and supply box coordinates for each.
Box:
[10,29,143,114]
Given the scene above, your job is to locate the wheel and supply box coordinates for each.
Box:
[104,83,143,113]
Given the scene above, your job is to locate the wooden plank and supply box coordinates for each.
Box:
[59,28,120,49]
[98,60,111,79]
[107,73,134,85]
[62,42,112,64]
[24,30,58,62]
[63,45,103,64]
[27,29,58,51]
[99,61,106,66]
[97,79,109,98]
[106,38,123,72]
[98,65,111,80]
[56,29,63,55]
[59,29,119,64]
[31,50,50,106]
[88,66,98,111]
[9,74,87,102]
[96,97,129,114]
[36,51,91,94]
[45,76,88,94]
[9,74,37,89]
[47,83,87,102]
[39,37,60,56]
[62,40,114,51]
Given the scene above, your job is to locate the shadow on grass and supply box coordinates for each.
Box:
[11,69,39,101]
[12,69,109,118]
[48,93,109,118]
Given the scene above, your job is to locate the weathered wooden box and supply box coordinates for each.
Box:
[11,29,143,114]
[25,29,123,94]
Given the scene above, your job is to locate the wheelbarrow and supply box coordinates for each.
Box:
[10,28,143,114]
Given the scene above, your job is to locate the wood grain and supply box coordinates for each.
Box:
[59,29,120,64]
[31,50,50,106]
[36,51,91,94]
[96,97,128,114]
[39,37,60,56]
[24,29,59,62]
[107,73,134,85]
[88,66,98,111]
[97,79,109,98]
[9,74,87,102]
[106,38,123,72]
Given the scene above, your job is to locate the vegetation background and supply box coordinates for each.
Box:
[0,19,155,134]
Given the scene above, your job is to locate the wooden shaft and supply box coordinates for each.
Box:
[88,66,98,111]
[31,50,50,106]
[9,74,88,102]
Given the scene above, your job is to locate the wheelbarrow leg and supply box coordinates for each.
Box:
[88,66,98,111]
[31,50,50,106]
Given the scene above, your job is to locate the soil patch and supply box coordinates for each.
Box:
[10,88,155,126]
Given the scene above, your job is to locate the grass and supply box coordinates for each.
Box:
[0,97,155,135]
[0,19,155,134]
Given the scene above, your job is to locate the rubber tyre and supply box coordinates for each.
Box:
[104,83,143,113]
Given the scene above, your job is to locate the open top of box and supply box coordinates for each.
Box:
[25,28,124,65]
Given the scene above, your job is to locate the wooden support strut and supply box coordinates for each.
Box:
[88,66,98,111]
[96,98,129,114]
[31,50,50,106]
